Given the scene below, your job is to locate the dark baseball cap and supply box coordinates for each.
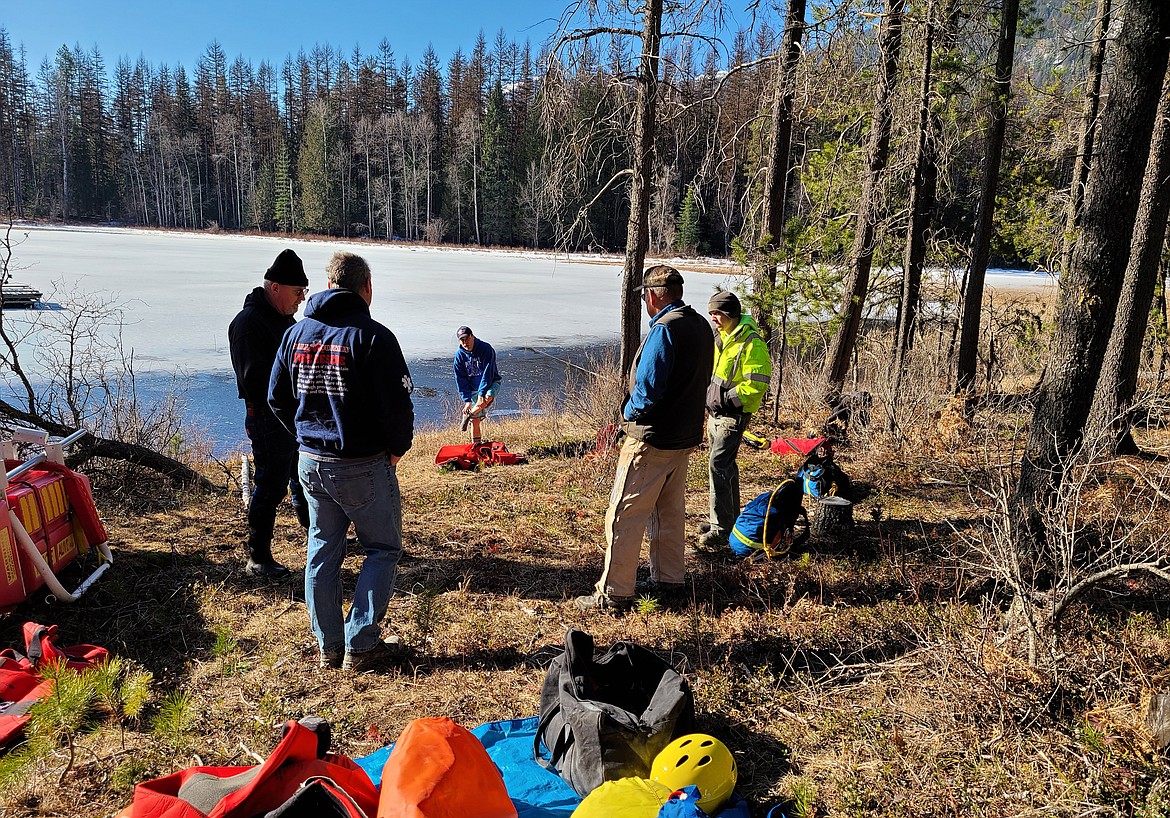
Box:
[634,265,684,290]
[456,326,473,339]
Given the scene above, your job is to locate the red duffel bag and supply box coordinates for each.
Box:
[117,717,380,818]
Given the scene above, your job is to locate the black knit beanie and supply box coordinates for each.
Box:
[264,249,309,286]
[708,291,742,320]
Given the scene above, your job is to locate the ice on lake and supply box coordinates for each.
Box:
[2,226,743,452]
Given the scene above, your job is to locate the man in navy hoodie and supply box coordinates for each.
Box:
[453,326,502,443]
[269,252,415,672]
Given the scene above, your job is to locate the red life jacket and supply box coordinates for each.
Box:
[116,718,379,818]
[0,621,109,746]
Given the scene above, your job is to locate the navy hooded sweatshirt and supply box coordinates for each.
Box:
[269,288,414,459]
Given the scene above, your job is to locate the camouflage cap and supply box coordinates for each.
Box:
[634,265,684,290]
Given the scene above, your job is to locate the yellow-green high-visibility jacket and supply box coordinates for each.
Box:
[708,314,772,416]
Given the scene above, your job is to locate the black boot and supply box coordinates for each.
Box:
[246,525,290,578]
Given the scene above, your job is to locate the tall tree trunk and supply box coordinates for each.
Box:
[755,0,806,422]
[955,0,1021,393]
[619,0,664,379]
[365,147,373,238]
[57,88,69,222]
[822,0,905,392]
[473,145,481,246]
[1012,0,1170,558]
[1157,239,1170,388]
[1061,0,1112,277]
[891,0,942,409]
[1085,73,1170,453]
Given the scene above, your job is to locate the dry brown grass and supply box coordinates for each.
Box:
[1,371,1169,817]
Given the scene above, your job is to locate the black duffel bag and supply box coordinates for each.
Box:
[534,628,695,796]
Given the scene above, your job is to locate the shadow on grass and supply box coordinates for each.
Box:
[397,552,600,602]
[727,632,920,683]
[0,544,215,682]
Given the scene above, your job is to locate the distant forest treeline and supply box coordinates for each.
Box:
[0,2,1086,265]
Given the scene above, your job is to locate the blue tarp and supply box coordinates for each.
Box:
[355,716,752,818]
[356,716,581,818]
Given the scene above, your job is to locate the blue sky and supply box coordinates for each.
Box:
[2,0,562,71]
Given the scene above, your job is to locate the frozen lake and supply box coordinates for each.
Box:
[2,226,1053,454]
[2,226,743,453]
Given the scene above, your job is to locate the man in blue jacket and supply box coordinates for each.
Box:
[576,265,714,612]
[269,252,415,672]
[453,326,502,443]
[228,248,310,578]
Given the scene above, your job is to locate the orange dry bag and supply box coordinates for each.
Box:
[377,717,517,818]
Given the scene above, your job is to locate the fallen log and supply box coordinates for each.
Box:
[0,397,216,491]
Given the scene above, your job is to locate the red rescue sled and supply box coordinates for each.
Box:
[0,428,113,613]
[435,441,527,470]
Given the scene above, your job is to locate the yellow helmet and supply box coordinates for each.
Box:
[649,734,737,814]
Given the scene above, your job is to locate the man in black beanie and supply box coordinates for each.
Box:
[228,248,310,577]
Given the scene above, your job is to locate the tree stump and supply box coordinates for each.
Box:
[1148,673,1170,752]
[812,496,854,539]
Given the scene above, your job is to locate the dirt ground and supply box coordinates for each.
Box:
[1,390,1168,817]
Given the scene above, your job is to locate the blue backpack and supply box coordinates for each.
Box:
[729,479,809,558]
[796,445,852,501]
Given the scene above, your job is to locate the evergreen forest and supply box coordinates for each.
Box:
[0,1,1095,267]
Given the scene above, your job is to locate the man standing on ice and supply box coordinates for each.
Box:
[269,252,415,672]
[575,265,714,612]
[228,248,310,578]
[453,326,502,443]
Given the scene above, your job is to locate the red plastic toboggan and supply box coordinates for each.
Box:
[0,429,112,613]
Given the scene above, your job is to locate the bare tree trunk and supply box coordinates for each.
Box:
[1086,73,1170,453]
[473,142,481,246]
[822,0,905,392]
[365,147,373,237]
[1061,0,1112,277]
[1157,238,1170,388]
[755,0,806,422]
[1013,0,1170,559]
[955,0,1021,393]
[57,88,69,221]
[619,0,664,379]
[890,0,962,408]
[891,0,940,408]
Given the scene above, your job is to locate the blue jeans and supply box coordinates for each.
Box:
[297,453,403,655]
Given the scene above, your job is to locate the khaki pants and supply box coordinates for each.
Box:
[596,437,694,598]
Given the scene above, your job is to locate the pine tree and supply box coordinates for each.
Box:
[274,130,293,233]
[298,99,339,234]
[675,184,700,254]
[480,82,513,245]
[252,157,275,230]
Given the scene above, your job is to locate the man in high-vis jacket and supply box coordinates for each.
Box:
[699,290,772,549]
